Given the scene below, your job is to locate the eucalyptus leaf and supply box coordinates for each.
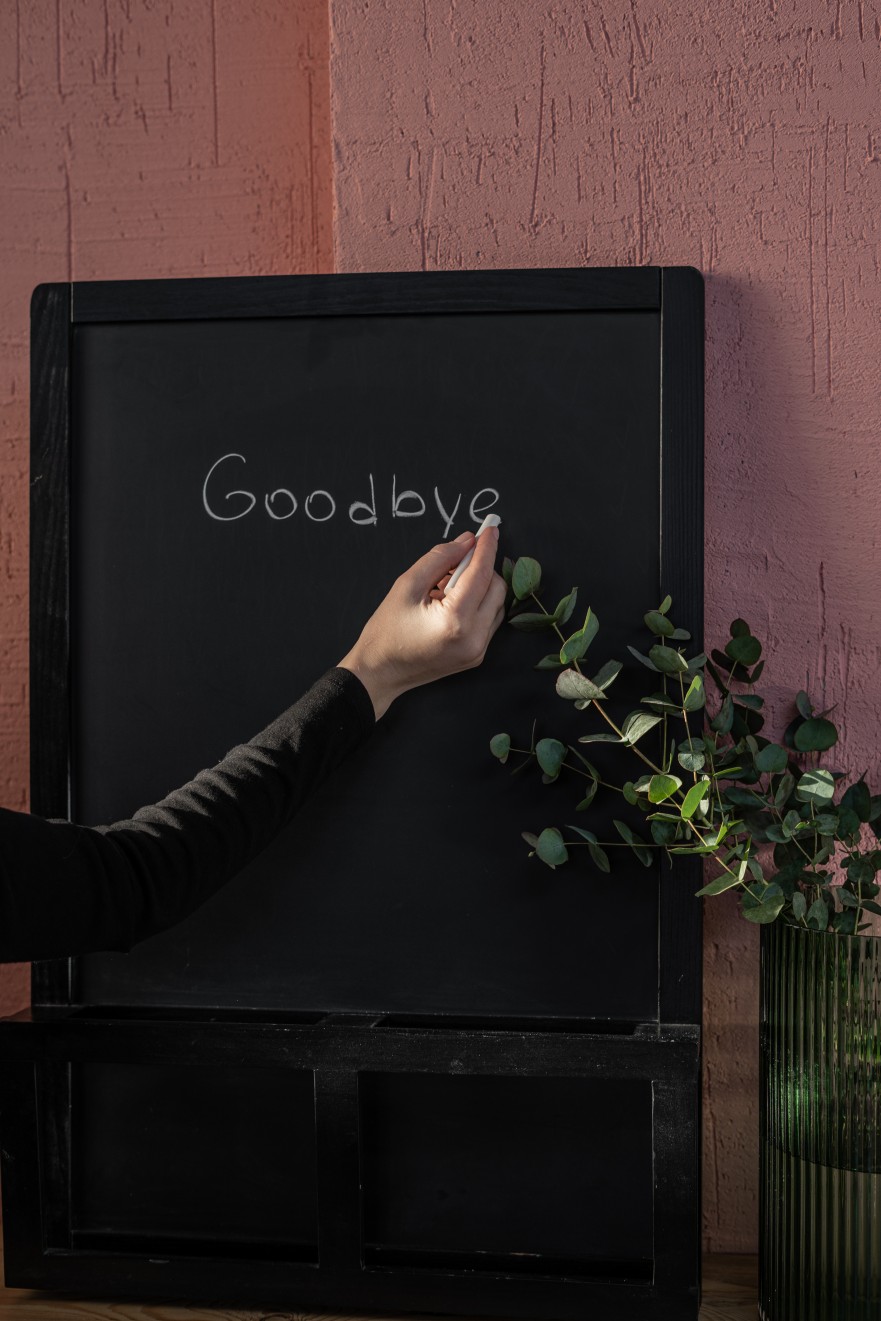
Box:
[501,556,515,589]
[512,556,541,601]
[588,841,611,873]
[791,891,807,920]
[560,609,599,664]
[612,820,654,867]
[806,897,829,931]
[645,610,675,637]
[658,595,672,615]
[696,870,745,897]
[711,694,734,735]
[553,587,578,626]
[795,768,836,804]
[564,824,597,844]
[556,669,606,702]
[755,743,788,775]
[677,747,706,773]
[683,673,705,712]
[575,780,598,810]
[621,710,663,746]
[592,659,623,690]
[535,827,568,868]
[795,690,814,719]
[841,779,872,822]
[725,634,762,667]
[627,645,660,672]
[535,654,565,670]
[649,644,690,675]
[489,733,511,763]
[509,611,556,631]
[535,738,566,779]
[681,778,711,820]
[794,717,838,753]
[742,883,785,924]
[774,773,795,809]
[648,773,682,804]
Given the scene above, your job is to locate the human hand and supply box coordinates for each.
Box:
[337,527,507,719]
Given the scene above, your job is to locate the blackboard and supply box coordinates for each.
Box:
[34,267,703,1022]
[12,267,705,1317]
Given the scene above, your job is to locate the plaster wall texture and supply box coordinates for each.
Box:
[0,0,332,1020]
[329,0,881,1251]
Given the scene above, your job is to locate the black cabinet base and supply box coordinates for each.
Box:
[0,1011,700,1320]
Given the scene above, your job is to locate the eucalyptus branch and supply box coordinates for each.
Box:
[493,558,880,930]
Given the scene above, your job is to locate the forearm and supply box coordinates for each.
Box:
[0,667,375,963]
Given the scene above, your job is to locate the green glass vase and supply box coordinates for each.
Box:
[760,922,880,1320]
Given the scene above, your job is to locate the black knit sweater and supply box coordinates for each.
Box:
[0,667,375,963]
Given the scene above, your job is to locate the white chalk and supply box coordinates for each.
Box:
[442,514,502,595]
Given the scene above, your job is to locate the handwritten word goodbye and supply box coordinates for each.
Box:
[202,453,500,538]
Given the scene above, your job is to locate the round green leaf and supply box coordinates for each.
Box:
[677,747,706,773]
[648,773,682,804]
[535,738,566,779]
[649,644,689,674]
[795,768,836,804]
[489,733,511,763]
[535,827,568,869]
[644,610,675,637]
[512,556,541,601]
[793,718,838,753]
[755,743,788,775]
[741,884,785,924]
[725,634,762,667]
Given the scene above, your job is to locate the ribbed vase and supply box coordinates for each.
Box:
[760,923,881,1320]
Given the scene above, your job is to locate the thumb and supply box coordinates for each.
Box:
[409,531,475,593]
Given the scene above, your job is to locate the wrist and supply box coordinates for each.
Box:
[337,647,402,721]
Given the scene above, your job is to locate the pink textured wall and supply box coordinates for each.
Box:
[0,0,332,1020]
[329,1,881,1251]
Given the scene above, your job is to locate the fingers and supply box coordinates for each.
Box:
[443,525,499,602]
[407,532,476,597]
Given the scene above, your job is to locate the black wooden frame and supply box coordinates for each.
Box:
[4,266,705,1319]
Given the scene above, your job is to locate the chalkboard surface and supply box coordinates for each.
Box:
[38,268,703,1022]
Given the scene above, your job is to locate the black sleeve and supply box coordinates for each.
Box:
[0,667,376,964]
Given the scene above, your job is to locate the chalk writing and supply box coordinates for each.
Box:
[202,453,499,537]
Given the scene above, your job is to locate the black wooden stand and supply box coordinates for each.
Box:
[0,1009,699,1319]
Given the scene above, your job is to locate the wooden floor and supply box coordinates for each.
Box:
[0,1247,758,1321]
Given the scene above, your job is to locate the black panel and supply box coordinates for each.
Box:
[70,307,661,1018]
[360,1072,653,1274]
[71,1062,317,1257]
